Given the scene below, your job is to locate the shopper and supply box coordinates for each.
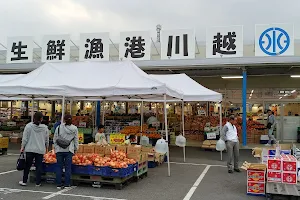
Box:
[266,110,277,146]
[95,124,107,145]
[19,112,49,186]
[221,115,240,174]
[76,109,81,116]
[53,114,79,189]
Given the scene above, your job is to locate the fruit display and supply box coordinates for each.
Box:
[72,150,136,169]
[44,151,57,163]
[120,125,161,139]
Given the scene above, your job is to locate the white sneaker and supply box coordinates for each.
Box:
[19,181,27,186]
[265,144,271,146]
[36,184,41,187]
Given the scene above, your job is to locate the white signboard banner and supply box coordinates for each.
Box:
[119,31,151,61]
[6,36,34,63]
[206,26,243,58]
[161,29,195,60]
[41,34,70,62]
[79,32,110,61]
[255,24,294,56]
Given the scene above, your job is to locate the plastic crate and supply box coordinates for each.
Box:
[148,161,157,168]
[107,165,133,178]
[92,166,108,176]
[43,163,58,173]
[71,165,93,175]
[129,163,138,173]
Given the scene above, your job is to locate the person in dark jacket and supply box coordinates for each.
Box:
[19,112,49,186]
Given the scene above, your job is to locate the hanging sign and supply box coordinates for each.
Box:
[110,134,126,145]
[206,132,217,139]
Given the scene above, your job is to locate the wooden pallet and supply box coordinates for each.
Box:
[266,182,300,200]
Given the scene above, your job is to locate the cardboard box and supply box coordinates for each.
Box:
[247,170,265,182]
[267,157,281,170]
[247,182,265,195]
[105,146,116,155]
[10,137,21,143]
[282,155,297,172]
[147,153,155,161]
[282,172,297,184]
[83,145,95,154]
[0,137,9,148]
[116,145,127,153]
[141,146,155,153]
[267,171,282,183]
[128,153,142,163]
[94,145,106,155]
[127,145,141,154]
[77,144,84,153]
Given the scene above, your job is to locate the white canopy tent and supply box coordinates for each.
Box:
[0,61,184,176]
[149,74,223,162]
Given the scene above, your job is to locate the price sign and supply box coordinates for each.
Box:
[78,132,84,144]
[110,134,126,145]
[206,132,216,139]
[78,122,86,128]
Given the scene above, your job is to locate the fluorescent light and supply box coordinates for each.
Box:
[250,93,252,97]
[291,75,300,78]
[251,90,254,93]
[221,76,243,79]
[284,94,288,97]
[291,90,296,93]
[279,97,283,99]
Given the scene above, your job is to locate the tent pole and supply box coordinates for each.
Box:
[31,99,34,122]
[61,96,65,123]
[182,101,186,162]
[164,94,171,176]
[140,101,144,138]
[219,102,222,161]
[102,101,105,125]
[70,100,73,115]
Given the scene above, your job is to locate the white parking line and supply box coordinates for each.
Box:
[42,186,76,199]
[170,161,226,168]
[0,187,127,200]
[183,165,211,200]
[0,170,17,175]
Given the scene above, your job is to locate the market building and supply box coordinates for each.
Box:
[0,24,300,146]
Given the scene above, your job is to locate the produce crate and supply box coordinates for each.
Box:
[43,163,58,173]
[106,165,133,178]
[71,165,94,175]
[91,166,108,176]
[148,161,157,168]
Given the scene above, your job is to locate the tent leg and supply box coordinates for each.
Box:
[140,101,144,141]
[220,150,223,161]
[164,94,170,177]
[61,96,65,123]
[182,101,186,162]
[102,101,105,125]
[31,99,34,122]
[219,103,222,161]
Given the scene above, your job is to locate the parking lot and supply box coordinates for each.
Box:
[0,146,265,200]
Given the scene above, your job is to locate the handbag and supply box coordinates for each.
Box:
[56,126,75,149]
[16,152,26,171]
[267,122,272,129]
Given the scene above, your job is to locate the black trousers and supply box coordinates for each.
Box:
[23,152,43,184]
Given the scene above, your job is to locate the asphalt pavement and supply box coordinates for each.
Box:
[0,145,265,200]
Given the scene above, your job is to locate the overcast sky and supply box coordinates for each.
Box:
[0,0,299,46]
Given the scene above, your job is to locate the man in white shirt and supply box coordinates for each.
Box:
[221,115,240,174]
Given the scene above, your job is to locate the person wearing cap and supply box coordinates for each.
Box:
[53,114,79,189]
[221,115,240,174]
[95,124,107,145]
[19,112,49,187]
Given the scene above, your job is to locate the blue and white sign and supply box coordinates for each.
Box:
[255,24,294,56]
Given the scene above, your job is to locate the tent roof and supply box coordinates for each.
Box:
[0,61,183,100]
[150,74,222,102]
[0,74,24,82]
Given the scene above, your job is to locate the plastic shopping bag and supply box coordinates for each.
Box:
[216,139,226,151]
[16,152,26,171]
[175,134,186,147]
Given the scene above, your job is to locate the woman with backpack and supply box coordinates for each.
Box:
[53,114,79,189]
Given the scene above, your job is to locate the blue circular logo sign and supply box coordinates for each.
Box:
[258,27,290,56]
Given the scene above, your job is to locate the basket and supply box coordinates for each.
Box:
[148,161,157,168]
[106,165,133,178]
[43,163,58,173]
[92,166,108,176]
[71,165,93,175]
